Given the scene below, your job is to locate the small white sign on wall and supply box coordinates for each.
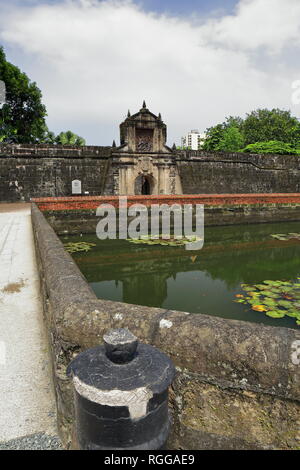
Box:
[72,179,82,195]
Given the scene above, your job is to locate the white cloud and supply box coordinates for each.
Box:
[201,0,300,54]
[0,0,299,145]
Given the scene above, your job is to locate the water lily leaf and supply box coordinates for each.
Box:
[249,299,261,306]
[271,232,300,241]
[263,292,279,298]
[263,299,277,307]
[263,280,280,286]
[252,305,268,312]
[270,234,289,241]
[277,300,292,309]
[266,311,286,318]
[262,290,276,297]
[64,241,96,254]
[286,311,299,318]
[238,278,300,326]
[288,233,300,239]
[282,294,294,300]
[127,236,200,247]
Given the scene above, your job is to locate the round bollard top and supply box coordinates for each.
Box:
[67,328,175,395]
[103,328,138,364]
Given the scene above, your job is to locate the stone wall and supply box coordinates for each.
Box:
[0,144,111,202]
[0,144,299,201]
[176,151,300,194]
[32,203,300,450]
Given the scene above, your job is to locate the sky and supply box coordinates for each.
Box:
[0,0,300,145]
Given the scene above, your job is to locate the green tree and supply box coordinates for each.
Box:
[225,115,244,129]
[217,126,245,152]
[203,123,225,151]
[289,125,300,149]
[203,116,244,151]
[0,46,48,143]
[241,140,298,155]
[242,108,300,146]
[43,131,56,144]
[55,130,86,146]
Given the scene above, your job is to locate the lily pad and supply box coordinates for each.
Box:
[237,278,300,326]
[252,305,268,312]
[64,242,96,254]
[271,233,300,241]
[127,235,203,247]
[266,311,286,319]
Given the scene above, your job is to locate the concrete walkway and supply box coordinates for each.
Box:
[0,204,60,448]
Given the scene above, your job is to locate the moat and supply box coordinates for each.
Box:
[61,221,300,330]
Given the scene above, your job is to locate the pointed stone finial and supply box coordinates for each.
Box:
[172,143,177,151]
[142,100,146,109]
[112,140,116,148]
[127,110,131,118]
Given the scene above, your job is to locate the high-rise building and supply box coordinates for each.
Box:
[181,130,206,150]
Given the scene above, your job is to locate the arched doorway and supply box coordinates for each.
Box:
[134,174,153,195]
[141,177,150,195]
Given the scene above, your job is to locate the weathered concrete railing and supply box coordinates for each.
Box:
[31,203,300,450]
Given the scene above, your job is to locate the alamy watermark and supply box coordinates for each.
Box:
[291,340,300,366]
[95,197,204,251]
[291,80,300,105]
[0,341,6,366]
[0,80,6,108]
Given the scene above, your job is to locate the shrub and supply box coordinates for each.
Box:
[241,140,298,155]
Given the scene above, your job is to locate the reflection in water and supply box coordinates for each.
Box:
[64,221,300,329]
[123,273,169,307]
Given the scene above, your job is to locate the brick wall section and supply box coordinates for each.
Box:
[32,193,300,211]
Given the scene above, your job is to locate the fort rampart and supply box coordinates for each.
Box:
[1,144,299,201]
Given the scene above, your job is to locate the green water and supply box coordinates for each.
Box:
[61,221,300,329]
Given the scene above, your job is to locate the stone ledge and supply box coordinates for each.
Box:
[32,193,300,212]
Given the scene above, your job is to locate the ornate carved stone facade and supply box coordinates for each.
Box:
[111,102,182,195]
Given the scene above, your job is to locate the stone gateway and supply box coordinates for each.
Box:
[111,101,182,195]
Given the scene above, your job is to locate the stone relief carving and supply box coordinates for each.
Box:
[136,130,153,152]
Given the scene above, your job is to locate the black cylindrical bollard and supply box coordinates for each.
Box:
[67,328,176,450]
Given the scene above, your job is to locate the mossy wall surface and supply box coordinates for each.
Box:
[0,144,112,202]
[176,151,300,194]
[1,144,299,201]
